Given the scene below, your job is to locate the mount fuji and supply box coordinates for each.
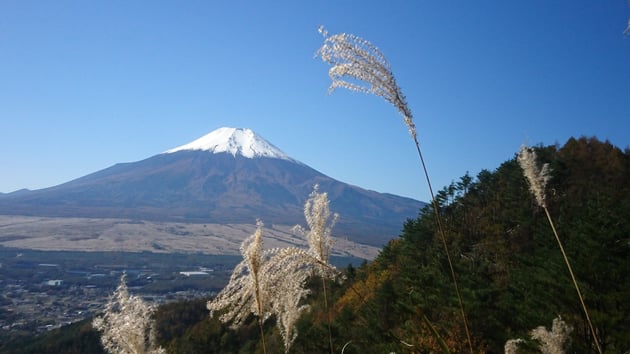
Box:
[0,128,424,247]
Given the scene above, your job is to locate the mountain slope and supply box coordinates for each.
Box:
[0,128,424,246]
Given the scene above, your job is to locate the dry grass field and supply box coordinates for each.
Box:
[0,215,379,259]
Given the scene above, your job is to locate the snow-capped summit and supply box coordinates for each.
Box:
[165,127,295,161]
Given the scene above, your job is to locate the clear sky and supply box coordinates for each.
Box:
[1,1,629,202]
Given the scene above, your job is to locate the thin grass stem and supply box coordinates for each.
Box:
[322,276,334,354]
[422,313,451,354]
[317,27,473,353]
[255,282,268,354]
[543,207,602,354]
[413,138,473,354]
[258,317,267,354]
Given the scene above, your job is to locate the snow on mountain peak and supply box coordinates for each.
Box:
[164,127,295,161]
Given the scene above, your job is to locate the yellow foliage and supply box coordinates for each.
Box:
[334,268,391,313]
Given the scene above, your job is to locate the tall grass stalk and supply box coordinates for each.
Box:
[92,274,165,354]
[542,209,601,354]
[207,220,269,354]
[207,187,340,353]
[517,146,602,354]
[504,339,524,354]
[293,185,339,354]
[322,275,333,353]
[422,312,451,354]
[317,26,473,353]
[530,316,573,354]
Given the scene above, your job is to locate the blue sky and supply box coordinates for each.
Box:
[1,1,629,202]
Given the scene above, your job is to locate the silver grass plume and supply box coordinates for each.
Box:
[503,316,571,354]
[317,26,474,353]
[504,339,524,354]
[265,189,342,352]
[294,184,339,272]
[92,275,165,354]
[265,211,341,354]
[530,316,572,354]
[516,145,602,354]
[207,220,273,353]
[276,286,309,353]
[316,26,416,139]
[293,184,339,353]
[271,185,341,351]
[207,187,342,353]
[207,220,271,328]
[265,251,311,353]
[517,145,551,208]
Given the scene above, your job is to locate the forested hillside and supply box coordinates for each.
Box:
[3,137,628,354]
[297,136,628,353]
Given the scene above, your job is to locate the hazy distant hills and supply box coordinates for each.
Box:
[0,128,425,246]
